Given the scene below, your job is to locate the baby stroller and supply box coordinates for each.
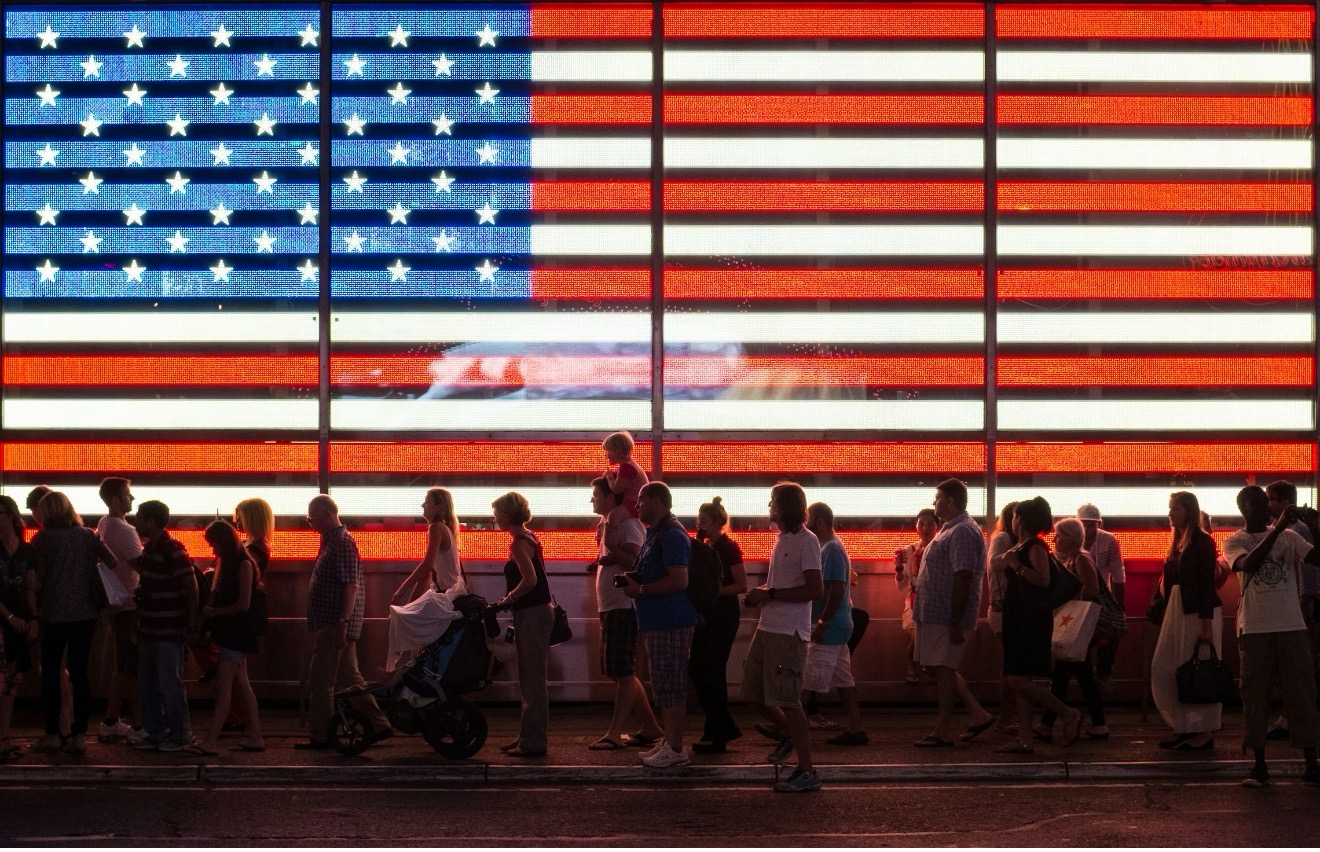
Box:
[328,593,501,759]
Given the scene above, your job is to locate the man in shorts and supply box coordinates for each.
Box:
[804,502,866,745]
[96,477,144,742]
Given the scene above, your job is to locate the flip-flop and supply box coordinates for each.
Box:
[912,735,955,748]
[229,744,267,752]
[959,719,995,742]
[624,733,659,748]
[994,742,1035,755]
[187,744,220,756]
[1060,714,1082,748]
[809,719,841,731]
[1080,731,1110,741]
[588,736,628,751]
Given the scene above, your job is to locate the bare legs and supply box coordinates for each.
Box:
[201,657,264,752]
[603,674,662,743]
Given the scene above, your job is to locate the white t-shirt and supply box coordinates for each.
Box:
[96,514,144,608]
[758,527,822,639]
[1223,528,1309,635]
[595,511,645,613]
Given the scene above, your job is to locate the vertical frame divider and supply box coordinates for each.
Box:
[984,1,999,519]
[317,0,332,494]
[650,0,665,477]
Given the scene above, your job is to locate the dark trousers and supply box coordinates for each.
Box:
[41,619,97,736]
[1041,647,1106,728]
[688,604,741,743]
[1094,635,1120,679]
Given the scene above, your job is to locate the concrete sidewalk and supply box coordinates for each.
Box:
[0,704,1307,786]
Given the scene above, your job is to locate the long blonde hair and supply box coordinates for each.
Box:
[1168,490,1202,556]
[233,497,274,543]
[426,487,460,547]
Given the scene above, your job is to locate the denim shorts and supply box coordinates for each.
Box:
[217,645,245,665]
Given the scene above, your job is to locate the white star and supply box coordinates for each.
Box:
[343,113,367,135]
[431,230,455,252]
[344,53,366,76]
[36,203,59,225]
[210,82,233,105]
[433,53,454,76]
[386,202,410,224]
[299,259,318,282]
[475,82,499,104]
[475,24,498,46]
[80,113,103,136]
[343,230,365,252]
[122,82,147,106]
[432,114,455,135]
[475,202,499,224]
[167,53,189,77]
[122,203,146,225]
[343,171,368,193]
[36,143,59,166]
[123,259,146,282]
[253,230,277,252]
[297,82,318,104]
[165,171,190,194]
[296,203,318,224]
[476,259,498,282]
[36,84,60,106]
[387,24,410,46]
[254,53,277,76]
[210,203,233,225]
[298,24,319,47]
[37,25,59,49]
[475,142,499,164]
[210,142,233,166]
[431,170,456,192]
[387,82,411,104]
[166,113,189,136]
[79,171,103,194]
[253,112,277,135]
[211,24,234,47]
[297,142,318,165]
[123,25,146,48]
[388,259,410,282]
[36,259,58,283]
[81,55,103,78]
[210,259,232,282]
[387,142,411,164]
[79,231,102,253]
[253,170,278,194]
[122,143,146,166]
[166,230,190,253]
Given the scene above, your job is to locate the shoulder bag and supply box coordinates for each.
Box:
[1017,550,1082,614]
[1175,640,1237,704]
[1094,582,1129,640]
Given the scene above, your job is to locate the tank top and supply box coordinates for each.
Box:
[428,525,462,592]
[503,530,551,610]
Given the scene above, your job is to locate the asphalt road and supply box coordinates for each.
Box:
[1,779,1315,847]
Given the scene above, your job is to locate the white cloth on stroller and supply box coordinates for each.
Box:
[385,580,467,671]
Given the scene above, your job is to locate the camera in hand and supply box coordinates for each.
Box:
[611,571,640,589]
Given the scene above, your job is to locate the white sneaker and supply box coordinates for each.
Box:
[639,740,667,761]
[125,727,151,746]
[97,720,132,742]
[641,745,691,768]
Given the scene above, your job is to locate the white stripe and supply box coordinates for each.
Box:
[5,312,318,344]
[530,51,652,82]
[666,399,984,431]
[0,485,322,518]
[999,138,1312,171]
[331,312,650,343]
[999,51,1312,84]
[331,399,650,431]
[666,50,984,82]
[667,312,985,344]
[530,224,651,255]
[665,137,983,170]
[995,486,1314,521]
[999,399,1313,431]
[667,224,983,256]
[530,137,650,170]
[999,312,1313,345]
[4,399,317,430]
[999,225,1313,257]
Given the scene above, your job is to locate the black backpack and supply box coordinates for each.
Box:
[658,517,722,618]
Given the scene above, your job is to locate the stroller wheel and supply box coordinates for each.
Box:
[328,707,372,756]
[422,697,488,760]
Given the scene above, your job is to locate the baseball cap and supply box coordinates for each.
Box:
[1076,503,1102,522]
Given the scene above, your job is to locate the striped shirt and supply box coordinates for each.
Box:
[137,532,195,642]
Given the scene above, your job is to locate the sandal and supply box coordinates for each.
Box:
[588,736,628,751]
[809,718,841,731]
[504,746,547,758]
[624,733,659,748]
[959,718,995,742]
[1060,713,1082,748]
[912,735,955,748]
[994,741,1035,755]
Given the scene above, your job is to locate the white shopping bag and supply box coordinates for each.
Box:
[1051,599,1099,663]
[97,563,133,609]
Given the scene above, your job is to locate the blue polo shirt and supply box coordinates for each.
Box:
[634,516,698,631]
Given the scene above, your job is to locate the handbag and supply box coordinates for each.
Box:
[1051,599,1100,662]
[548,598,572,646]
[1017,552,1082,614]
[1176,640,1237,704]
[1094,583,1129,640]
[1146,585,1168,626]
[97,563,133,610]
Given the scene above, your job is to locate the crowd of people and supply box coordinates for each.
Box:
[0,430,1318,793]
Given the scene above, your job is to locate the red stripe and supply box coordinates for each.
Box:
[999,182,1313,214]
[996,442,1315,474]
[996,4,1314,40]
[3,356,316,386]
[998,94,1311,127]
[660,442,987,474]
[663,268,986,299]
[997,268,1313,300]
[665,94,983,125]
[530,94,650,125]
[531,181,985,213]
[664,3,985,38]
[531,182,650,212]
[998,356,1313,388]
[530,4,653,38]
[530,268,650,299]
[2,442,318,474]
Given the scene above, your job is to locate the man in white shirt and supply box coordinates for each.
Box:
[1222,486,1320,788]
[1077,503,1126,685]
[741,482,823,793]
[95,477,144,741]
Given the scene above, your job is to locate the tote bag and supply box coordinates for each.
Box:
[1051,599,1100,662]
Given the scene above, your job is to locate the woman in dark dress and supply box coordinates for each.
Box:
[493,491,553,758]
[0,495,37,762]
[689,496,748,754]
[991,496,1082,754]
